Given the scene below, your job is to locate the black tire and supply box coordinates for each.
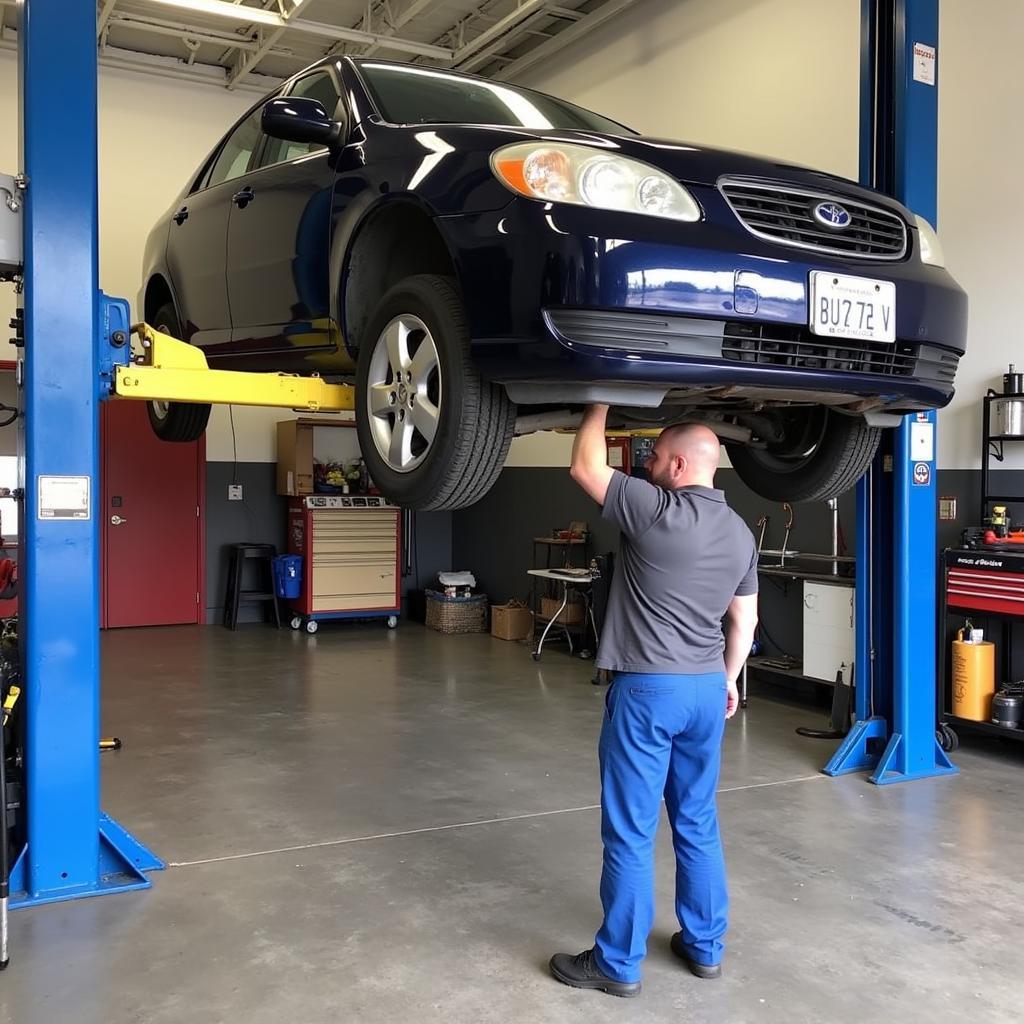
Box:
[146,301,212,443]
[726,408,881,503]
[355,275,515,511]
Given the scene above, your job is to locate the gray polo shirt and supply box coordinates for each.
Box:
[597,471,758,676]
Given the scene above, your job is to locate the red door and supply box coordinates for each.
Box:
[101,401,204,627]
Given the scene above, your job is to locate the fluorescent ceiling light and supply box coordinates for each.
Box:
[144,0,285,28]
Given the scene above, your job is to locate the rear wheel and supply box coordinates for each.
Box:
[726,407,881,503]
[146,301,212,443]
[355,274,515,511]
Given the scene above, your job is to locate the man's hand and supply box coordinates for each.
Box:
[725,678,740,719]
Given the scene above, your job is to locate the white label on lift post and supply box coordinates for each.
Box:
[37,475,90,520]
[913,42,936,86]
[910,421,934,462]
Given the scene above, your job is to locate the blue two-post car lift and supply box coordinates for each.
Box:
[5,0,953,914]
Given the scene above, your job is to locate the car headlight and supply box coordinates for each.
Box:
[490,142,701,222]
[914,214,945,267]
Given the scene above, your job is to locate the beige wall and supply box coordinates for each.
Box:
[0,48,273,460]
[936,1,1023,468]
[520,0,860,179]
[0,1,1014,471]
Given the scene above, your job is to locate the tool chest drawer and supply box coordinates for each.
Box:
[946,550,1024,617]
[311,563,396,596]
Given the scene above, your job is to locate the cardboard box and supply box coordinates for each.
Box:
[541,595,584,626]
[491,601,533,641]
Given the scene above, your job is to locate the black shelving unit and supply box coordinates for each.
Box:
[980,388,1024,522]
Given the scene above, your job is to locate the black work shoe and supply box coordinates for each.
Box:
[549,948,641,998]
[670,932,722,979]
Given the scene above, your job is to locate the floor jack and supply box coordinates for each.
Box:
[796,664,854,740]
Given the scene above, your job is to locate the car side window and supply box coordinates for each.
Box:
[259,71,343,168]
[207,107,263,188]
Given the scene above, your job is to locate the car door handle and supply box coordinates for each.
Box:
[232,186,254,208]
[172,206,188,225]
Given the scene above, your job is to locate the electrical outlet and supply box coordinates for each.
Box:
[228,484,243,501]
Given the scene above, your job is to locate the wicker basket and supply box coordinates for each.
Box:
[425,589,489,634]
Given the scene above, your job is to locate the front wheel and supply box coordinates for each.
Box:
[726,408,881,503]
[355,275,515,511]
[146,301,212,443]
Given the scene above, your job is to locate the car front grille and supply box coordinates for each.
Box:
[719,179,908,260]
[722,322,917,377]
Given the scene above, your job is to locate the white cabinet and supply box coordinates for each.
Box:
[802,582,854,683]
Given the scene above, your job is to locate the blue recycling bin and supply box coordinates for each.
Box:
[273,554,302,600]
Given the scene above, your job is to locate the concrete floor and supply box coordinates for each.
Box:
[2,623,1023,1024]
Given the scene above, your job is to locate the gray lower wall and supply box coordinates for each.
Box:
[450,465,1024,664]
[202,460,1024,643]
[205,461,452,625]
[451,467,854,659]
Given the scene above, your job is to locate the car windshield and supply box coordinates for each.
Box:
[356,61,635,135]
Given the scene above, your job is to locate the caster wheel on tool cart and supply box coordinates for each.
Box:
[305,620,318,635]
[290,616,302,631]
[937,724,959,752]
[386,615,398,629]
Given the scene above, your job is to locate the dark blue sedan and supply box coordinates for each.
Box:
[140,57,966,509]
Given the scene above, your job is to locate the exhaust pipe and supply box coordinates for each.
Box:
[513,410,753,443]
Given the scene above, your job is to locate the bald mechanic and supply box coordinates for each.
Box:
[549,405,759,998]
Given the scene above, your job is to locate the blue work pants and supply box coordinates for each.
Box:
[593,671,728,983]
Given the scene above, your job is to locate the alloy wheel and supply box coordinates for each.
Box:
[366,314,442,473]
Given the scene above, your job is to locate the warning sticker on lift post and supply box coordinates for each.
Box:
[37,475,90,520]
[913,462,931,486]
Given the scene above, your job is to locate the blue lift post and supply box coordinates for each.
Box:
[9,0,163,907]
[824,0,957,784]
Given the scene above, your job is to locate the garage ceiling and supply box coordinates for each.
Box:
[0,1,635,91]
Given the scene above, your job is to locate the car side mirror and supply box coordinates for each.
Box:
[262,97,342,148]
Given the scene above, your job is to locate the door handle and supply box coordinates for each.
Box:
[172,206,188,225]
[232,186,254,208]
[110,514,127,526]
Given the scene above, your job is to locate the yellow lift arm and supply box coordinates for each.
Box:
[113,324,356,413]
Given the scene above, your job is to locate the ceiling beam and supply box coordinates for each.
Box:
[109,13,264,53]
[455,8,556,74]
[0,32,280,93]
[137,0,453,60]
[450,0,550,68]
[226,0,315,89]
[291,16,452,58]
[98,0,120,37]
[495,0,637,81]
[357,0,444,59]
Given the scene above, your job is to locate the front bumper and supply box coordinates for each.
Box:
[439,189,967,410]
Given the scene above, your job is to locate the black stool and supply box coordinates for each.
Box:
[223,543,281,630]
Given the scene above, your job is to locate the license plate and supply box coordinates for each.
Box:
[809,271,896,343]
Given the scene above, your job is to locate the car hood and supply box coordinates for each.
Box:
[454,124,913,218]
